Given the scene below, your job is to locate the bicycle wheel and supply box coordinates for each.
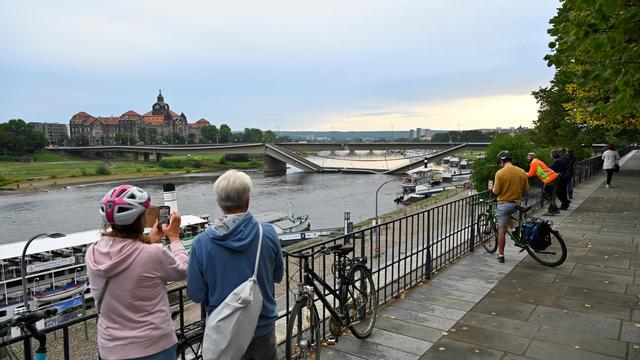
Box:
[477,213,498,253]
[286,300,321,360]
[343,265,377,339]
[176,332,204,360]
[525,229,567,267]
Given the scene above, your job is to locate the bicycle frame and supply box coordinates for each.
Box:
[485,201,527,247]
[298,256,346,322]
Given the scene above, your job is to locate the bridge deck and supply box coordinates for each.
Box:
[324,150,640,359]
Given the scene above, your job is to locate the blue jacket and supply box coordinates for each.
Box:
[187,212,284,337]
[550,158,568,178]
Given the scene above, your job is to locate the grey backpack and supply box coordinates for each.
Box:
[202,224,264,360]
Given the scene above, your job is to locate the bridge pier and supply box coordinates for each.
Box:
[143,152,150,162]
[155,153,163,162]
[263,155,287,176]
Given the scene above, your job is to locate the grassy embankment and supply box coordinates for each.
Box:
[0,150,263,189]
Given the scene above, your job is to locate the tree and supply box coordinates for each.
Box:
[544,1,640,129]
[219,124,232,143]
[0,119,47,154]
[200,125,219,144]
[115,133,132,145]
[146,128,158,145]
[471,134,536,191]
[243,128,263,143]
[187,133,197,144]
[70,135,89,146]
[263,130,277,143]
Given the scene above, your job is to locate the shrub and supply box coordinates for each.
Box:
[472,134,535,191]
[191,160,202,168]
[95,165,111,176]
[223,154,250,162]
[80,168,88,176]
[136,167,142,173]
[159,159,185,169]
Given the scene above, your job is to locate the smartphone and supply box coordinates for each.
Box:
[158,205,171,229]
[488,180,494,191]
[144,206,160,228]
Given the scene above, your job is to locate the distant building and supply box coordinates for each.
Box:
[29,122,69,145]
[69,90,210,145]
[410,128,432,140]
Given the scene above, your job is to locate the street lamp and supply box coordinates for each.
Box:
[21,232,66,310]
[374,178,398,257]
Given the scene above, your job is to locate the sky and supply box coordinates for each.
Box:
[0,1,560,131]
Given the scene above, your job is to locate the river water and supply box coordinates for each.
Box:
[0,159,412,245]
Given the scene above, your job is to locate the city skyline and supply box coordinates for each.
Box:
[0,1,559,131]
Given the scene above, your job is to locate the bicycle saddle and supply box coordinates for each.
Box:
[330,243,354,256]
[515,205,532,213]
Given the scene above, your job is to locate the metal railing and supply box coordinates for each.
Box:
[1,145,635,359]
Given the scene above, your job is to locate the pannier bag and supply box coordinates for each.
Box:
[523,220,552,251]
[202,225,264,360]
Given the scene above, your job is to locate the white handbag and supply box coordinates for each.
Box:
[202,224,264,360]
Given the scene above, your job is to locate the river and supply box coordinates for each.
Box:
[0,170,408,245]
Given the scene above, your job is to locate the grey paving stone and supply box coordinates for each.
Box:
[461,312,540,338]
[332,335,418,360]
[390,298,467,320]
[403,290,476,312]
[381,306,458,331]
[621,320,640,343]
[362,328,433,355]
[446,322,530,354]
[485,287,557,307]
[433,272,498,289]
[500,354,536,360]
[553,297,631,320]
[427,279,493,296]
[571,268,635,284]
[420,337,504,360]
[627,284,640,296]
[502,270,559,284]
[563,286,640,308]
[628,343,640,360]
[554,274,627,293]
[470,297,537,322]
[533,325,627,358]
[495,276,568,297]
[415,283,485,303]
[576,263,636,276]
[569,255,631,268]
[528,306,621,339]
[374,316,444,343]
[320,347,366,359]
[524,339,622,360]
[514,261,575,276]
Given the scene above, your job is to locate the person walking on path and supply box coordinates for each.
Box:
[549,150,571,210]
[86,185,188,360]
[564,149,576,199]
[491,150,529,263]
[527,152,560,215]
[602,144,620,188]
[187,170,284,360]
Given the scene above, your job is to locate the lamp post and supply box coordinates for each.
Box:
[374,178,398,257]
[21,232,65,311]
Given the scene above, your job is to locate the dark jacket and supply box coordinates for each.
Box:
[550,158,568,178]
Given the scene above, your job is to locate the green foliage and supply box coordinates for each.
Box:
[472,135,535,190]
[544,1,640,129]
[95,165,111,175]
[0,119,47,155]
[263,130,277,143]
[242,128,264,143]
[200,124,219,144]
[80,168,88,176]
[70,135,90,146]
[219,124,232,143]
[223,154,250,162]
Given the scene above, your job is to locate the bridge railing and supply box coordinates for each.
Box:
[2,145,634,359]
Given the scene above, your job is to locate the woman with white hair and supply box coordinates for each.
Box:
[187,170,284,360]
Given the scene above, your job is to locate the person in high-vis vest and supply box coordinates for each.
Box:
[527,152,560,215]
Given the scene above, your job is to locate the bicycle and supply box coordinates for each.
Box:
[285,243,377,359]
[173,306,205,360]
[1,308,58,360]
[473,199,567,267]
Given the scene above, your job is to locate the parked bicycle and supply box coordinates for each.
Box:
[174,309,204,359]
[1,308,58,360]
[473,199,567,267]
[285,243,377,359]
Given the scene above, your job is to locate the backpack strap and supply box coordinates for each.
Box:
[96,278,111,317]
[252,224,264,279]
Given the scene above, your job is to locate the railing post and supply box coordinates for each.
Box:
[426,211,432,280]
[63,326,70,360]
[468,199,476,252]
[23,338,32,360]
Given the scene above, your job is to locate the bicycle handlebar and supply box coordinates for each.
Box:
[11,308,58,327]
[285,243,343,259]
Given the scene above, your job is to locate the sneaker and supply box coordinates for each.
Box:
[606,184,610,189]
[498,255,505,263]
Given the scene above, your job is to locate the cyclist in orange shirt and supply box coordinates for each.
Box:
[526,152,560,215]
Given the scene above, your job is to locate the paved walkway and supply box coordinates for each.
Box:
[322,150,639,360]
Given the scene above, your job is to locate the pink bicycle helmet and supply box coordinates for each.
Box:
[99,185,150,225]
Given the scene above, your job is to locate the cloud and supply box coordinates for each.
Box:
[305,93,538,131]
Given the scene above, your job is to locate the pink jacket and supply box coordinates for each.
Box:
[85,236,189,359]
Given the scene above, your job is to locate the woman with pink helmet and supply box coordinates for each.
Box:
[85,184,189,360]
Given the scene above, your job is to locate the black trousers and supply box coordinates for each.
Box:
[556,176,570,209]
[606,169,614,185]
